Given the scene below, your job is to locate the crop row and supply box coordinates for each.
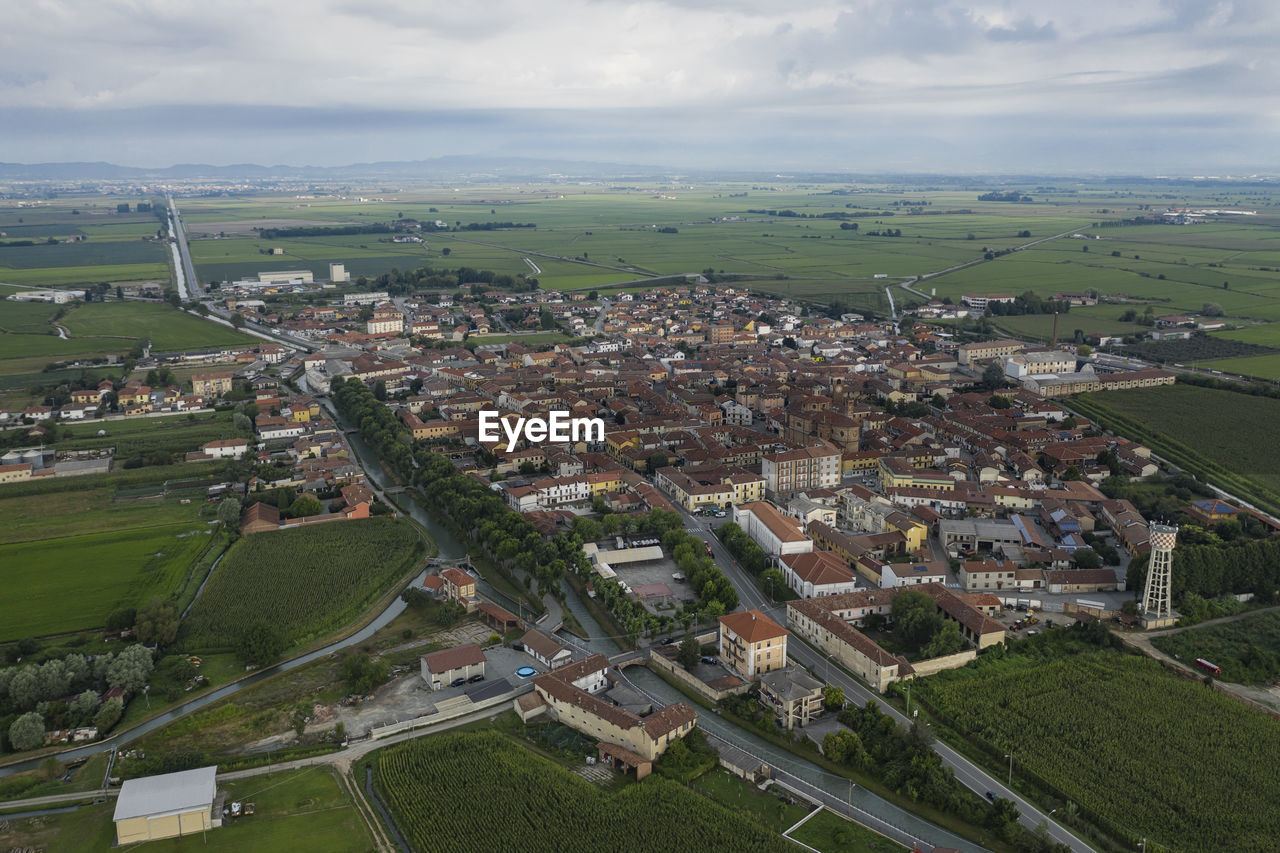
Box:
[372,731,789,853]
[178,517,424,651]
[914,651,1280,850]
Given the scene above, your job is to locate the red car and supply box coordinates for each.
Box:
[703,540,714,556]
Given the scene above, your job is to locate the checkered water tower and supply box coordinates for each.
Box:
[1142,523,1178,620]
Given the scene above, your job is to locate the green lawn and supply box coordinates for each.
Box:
[0,523,215,640]
[687,768,809,833]
[61,302,257,352]
[789,808,907,852]
[468,331,577,345]
[0,767,372,853]
[0,332,132,361]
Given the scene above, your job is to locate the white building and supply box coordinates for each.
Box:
[343,291,391,306]
[733,501,814,558]
[779,551,860,598]
[329,262,349,283]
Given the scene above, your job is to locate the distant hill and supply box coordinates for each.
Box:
[0,156,678,181]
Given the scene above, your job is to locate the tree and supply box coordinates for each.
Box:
[1061,465,1082,481]
[69,689,100,725]
[94,696,124,732]
[647,452,670,472]
[8,666,39,710]
[988,394,1011,409]
[135,598,179,646]
[373,380,387,401]
[981,363,1005,390]
[676,635,701,668]
[892,590,940,647]
[107,644,154,693]
[922,620,964,658]
[441,247,451,257]
[822,685,845,710]
[1202,302,1224,316]
[105,607,136,632]
[341,653,390,694]
[1072,547,1102,569]
[218,496,242,527]
[9,712,45,751]
[288,494,323,518]
[1076,344,1092,357]
[1062,416,1078,430]
[238,623,284,666]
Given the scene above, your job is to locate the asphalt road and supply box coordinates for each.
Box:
[167,195,201,302]
[680,507,1094,853]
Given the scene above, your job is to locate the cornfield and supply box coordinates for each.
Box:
[179,517,424,651]
[372,731,790,852]
[916,651,1280,850]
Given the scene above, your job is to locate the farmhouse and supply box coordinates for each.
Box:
[529,654,697,771]
[420,644,486,690]
[113,766,219,845]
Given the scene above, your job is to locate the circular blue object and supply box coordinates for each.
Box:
[516,666,536,678]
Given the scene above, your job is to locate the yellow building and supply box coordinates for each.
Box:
[113,766,219,845]
[191,372,233,397]
[718,609,789,679]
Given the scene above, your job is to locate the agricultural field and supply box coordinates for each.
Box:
[0,766,372,853]
[1071,384,1280,515]
[0,523,216,641]
[1152,611,1280,685]
[60,301,256,352]
[915,648,1280,850]
[0,486,211,545]
[371,730,791,852]
[179,517,426,652]
[56,410,244,461]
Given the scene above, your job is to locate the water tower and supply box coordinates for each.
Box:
[1141,523,1179,628]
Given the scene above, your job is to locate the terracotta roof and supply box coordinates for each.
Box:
[441,567,475,589]
[642,701,697,739]
[421,643,484,674]
[719,609,789,644]
[780,551,856,587]
[520,629,569,662]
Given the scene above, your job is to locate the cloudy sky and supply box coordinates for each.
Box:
[1,0,1276,173]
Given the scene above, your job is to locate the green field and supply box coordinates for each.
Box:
[1152,611,1280,684]
[60,302,256,352]
[0,524,215,640]
[1070,384,1280,513]
[1200,352,1280,379]
[790,808,907,852]
[56,410,243,460]
[0,487,210,545]
[0,766,372,853]
[179,517,426,652]
[371,730,790,852]
[915,648,1280,850]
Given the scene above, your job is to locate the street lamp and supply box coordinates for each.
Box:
[1004,752,1013,788]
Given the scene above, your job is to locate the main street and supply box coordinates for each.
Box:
[680,507,1093,853]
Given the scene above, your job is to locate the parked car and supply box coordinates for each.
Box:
[703,540,714,556]
[701,656,718,665]
[467,674,485,684]
[660,637,674,645]
[450,677,467,688]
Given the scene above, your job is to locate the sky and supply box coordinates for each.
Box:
[1,0,1277,174]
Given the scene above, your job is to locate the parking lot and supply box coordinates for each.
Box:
[334,646,549,735]
[611,553,700,615]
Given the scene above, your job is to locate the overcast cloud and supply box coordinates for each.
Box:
[1,0,1276,173]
